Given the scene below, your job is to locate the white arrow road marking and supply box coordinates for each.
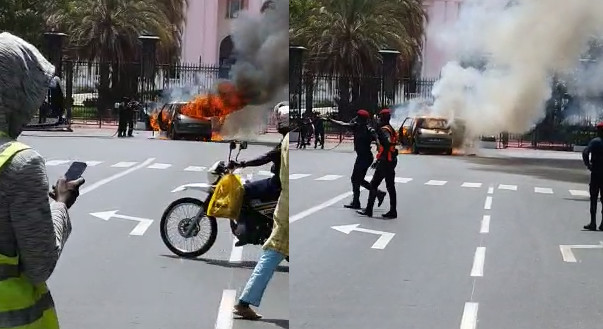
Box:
[560,242,603,262]
[171,183,212,193]
[331,224,395,249]
[90,210,154,236]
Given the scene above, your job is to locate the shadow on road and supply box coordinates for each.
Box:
[235,318,288,328]
[160,255,289,272]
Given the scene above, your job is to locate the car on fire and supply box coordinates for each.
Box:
[398,116,456,155]
[157,101,213,140]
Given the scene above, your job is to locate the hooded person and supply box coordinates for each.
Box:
[0,32,85,328]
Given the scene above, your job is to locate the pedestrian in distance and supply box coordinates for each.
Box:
[0,32,86,329]
[312,111,325,149]
[582,122,603,231]
[328,109,386,209]
[233,109,289,320]
[117,97,130,137]
[358,108,398,219]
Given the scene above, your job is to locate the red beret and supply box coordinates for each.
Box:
[379,109,391,116]
[597,122,603,129]
[357,109,369,118]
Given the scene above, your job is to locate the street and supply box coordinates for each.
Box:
[18,129,288,329]
[290,145,603,329]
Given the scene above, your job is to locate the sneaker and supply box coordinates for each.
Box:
[233,304,262,320]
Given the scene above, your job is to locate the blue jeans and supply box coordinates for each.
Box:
[239,249,285,307]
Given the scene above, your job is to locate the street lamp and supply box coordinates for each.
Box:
[289,46,306,114]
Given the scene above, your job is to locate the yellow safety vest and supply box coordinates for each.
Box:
[0,141,60,329]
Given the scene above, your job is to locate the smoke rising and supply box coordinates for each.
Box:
[429,0,603,137]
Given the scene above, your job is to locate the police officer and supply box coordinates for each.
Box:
[126,99,137,137]
[328,109,385,209]
[313,111,325,149]
[358,108,398,219]
[117,97,129,137]
[582,122,603,230]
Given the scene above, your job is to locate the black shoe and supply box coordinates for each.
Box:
[382,211,397,219]
[584,224,597,231]
[357,210,373,217]
[344,203,361,209]
[377,191,386,207]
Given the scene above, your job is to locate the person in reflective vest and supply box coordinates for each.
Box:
[0,32,85,329]
[358,108,398,219]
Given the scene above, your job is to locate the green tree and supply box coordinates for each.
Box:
[0,0,46,48]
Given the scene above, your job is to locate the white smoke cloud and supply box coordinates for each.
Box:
[429,0,603,137]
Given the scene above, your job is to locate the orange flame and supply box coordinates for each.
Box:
[211,132,223,141]
[180,82,248,120]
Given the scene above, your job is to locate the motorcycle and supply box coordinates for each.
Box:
[159,140,283,259]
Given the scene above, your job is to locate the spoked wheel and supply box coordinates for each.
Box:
[160,197,218,258]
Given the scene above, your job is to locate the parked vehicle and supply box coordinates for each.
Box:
[157,101,213,140]
[398,116,455,155]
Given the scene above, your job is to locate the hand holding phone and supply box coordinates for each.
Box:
[64,161,87,181]
[49,161,87,208]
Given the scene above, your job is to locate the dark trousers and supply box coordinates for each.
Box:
[297,129,307,148]
[589,173,603,225]
[127,115,134,136]
[366,160,397,212]
[118,113,127,137]
[351,154,374,205]
[314,130,325,148]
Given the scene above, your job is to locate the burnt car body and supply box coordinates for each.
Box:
[158,101,213,140]
[398,116,455,154]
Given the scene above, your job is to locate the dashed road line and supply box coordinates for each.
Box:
[488,187,494,194]
[111,161,138,168]
[425,180,447,186]
[80,158,155,196]
[85,161,103,166]
[290,174,311,180]
[498,184,518,191]
[290,191,354,223]
[480,215,490,234]
[462,182,482,188]
[394,177,413,183]
[229,239,243,263]
[484,196,493,210]
[569,189,589,197]
[316,174,343,181]
[460,302,479,329]
[470,247,486,277]
[46,160,70,166]
[147,163,172,169]
[534,187,553,194]
[215,289,236,329]
[184,166,206,172]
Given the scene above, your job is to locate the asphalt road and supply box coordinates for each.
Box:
[290,145,602,329]
[17,130,288,329]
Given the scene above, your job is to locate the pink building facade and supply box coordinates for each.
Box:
[421,0,464,78]
[180,0,266,65]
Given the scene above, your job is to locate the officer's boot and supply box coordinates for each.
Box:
[357,191,376,217]
[585,205,597,231]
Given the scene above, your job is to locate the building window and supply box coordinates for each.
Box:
[227,0,245,19]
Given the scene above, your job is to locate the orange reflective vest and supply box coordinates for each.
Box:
[376,125,398,161]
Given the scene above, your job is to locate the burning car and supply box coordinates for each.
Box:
[398,116,455,155]
[155,101,213,140]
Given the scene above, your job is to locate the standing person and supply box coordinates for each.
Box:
[328,110,385,209]
[48,76,65,124]
[0,32,85,329]
[313,111,325,149]
[233,106,289,320]
[582,122,603,230]
[126,99,137,137]
[117,97,129,137]
[296,116,307,149]
[358,109,398,219]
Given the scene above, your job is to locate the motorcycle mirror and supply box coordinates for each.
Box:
[229,141,237,150]
[240,141,248,150]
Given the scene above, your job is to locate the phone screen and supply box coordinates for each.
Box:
[65,162,87,181]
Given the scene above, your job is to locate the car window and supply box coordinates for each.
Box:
[419,118,448,129]
[402,117,412,128]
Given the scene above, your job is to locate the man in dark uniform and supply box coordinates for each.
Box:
[358,109,398,219]
[582,122,603,230]
[117,97,129,137]
[313,111,325,149]
[328,109,385,209]
[126,99,138,137]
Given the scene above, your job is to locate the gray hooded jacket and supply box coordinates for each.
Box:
[0,32,71,285]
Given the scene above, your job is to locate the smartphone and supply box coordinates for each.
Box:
[65,161,87,181]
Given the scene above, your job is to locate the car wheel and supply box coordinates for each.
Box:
[412,142,419,154]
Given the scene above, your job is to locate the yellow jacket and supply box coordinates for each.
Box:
[263,133,289,256]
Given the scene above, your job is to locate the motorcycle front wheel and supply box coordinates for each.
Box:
[160,197,218,258]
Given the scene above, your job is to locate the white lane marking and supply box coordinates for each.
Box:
[395,177,413,183]
[290,174,311,180]
[215,289,236,329]
[425,180,447,186]
[80,158,155,196]
[569,189,589,197]
[470,247,486,277]
[484,196,493,210]
[291,191,354,223]
[316,174,343,181]
[85,161,103,167]
[46,160,70,166]
[147,163,172,169]
[258,170,274,176]
[229,239,243,263]
[481,215,490,233]
[460,302,479,329]
[498,184,518,191]
[559,242,603,263]
[111,161,137,168]
[184,166,206,172]
[534,187,553,194]
[462,182,482,188]
[487,187,494,194]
